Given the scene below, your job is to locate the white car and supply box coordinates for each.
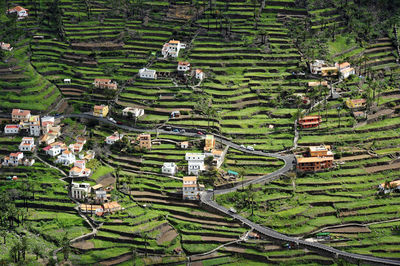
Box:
[246,146,254,151]
[108,117,116,123]
[229,207,237,214]
[240,145,246,149]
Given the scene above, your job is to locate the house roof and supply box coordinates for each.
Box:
[178,61,190,66]
[309,145,331,152]
[70,166,82,172]
[80,204,102,211]
[183,176,197,182]
[92,184,103,190]
[63,150,72,154]
[169,40,180,44]
[297,157,333,163]
[94,78,111,83]
[10,6,27,12]
[338,62,350,69]
[103,201,121,209]
[300,115,321,120]
[163,162,176,167]
[94,105,107,110]
[227,170,238,175]
[196,69,203,73]
[5,125,19,129]
[22,137,34,141]
[380,180,400,189]
[212,150,223,156]
[12,109,30,116]
[10,152,23,157]
[308,81,328,87]
[348,99,366,104]
[341,67,354,74]
[43,146,51,151]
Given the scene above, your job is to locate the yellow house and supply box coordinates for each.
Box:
[93,105,109,117]
[321,67,338,76]
[204,135,215,152]
[346,99,366,109]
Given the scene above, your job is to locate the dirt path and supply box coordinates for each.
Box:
[339,154,371,162]
[170,214,238,227]
[365,162,400,173]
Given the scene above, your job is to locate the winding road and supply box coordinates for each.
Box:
[61,113,400,265]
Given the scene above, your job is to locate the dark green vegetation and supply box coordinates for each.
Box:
[1,0,400,265]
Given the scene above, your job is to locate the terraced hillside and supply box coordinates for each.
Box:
[2,0,400,264]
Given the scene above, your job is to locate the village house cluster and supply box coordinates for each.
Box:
[310,60,355,80]
[70,182,122,216]
[93,78,117,90]
[296,145,334,172]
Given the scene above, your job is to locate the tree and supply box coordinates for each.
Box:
[194,94,216,130]
[61,232,70,261]
[130,246,137,265]
[115,165,122,190]
[0,228,7,244]
[32,242,42,260]
[247,183,255,216]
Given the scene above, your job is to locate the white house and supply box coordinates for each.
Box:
[162,162,178,176]
[41,116,55,128]
[71,182,91,200]
[0,42,13,51]
[4,125,19,134]
[177,61,190,72]
[122,107,144,118]
[2,152,24,167]
[336,62,355,80]
[161,40,186,58]
[195,69,205,80]
[180,141,189,149]
[183,176,199,200]
[69,160,91,178]
[19,137,35,152]
[139,68,157,79]
[105,132,123,145]
[30,123,41,137]
[56,150,76,166]
[44,145,61,157]
[310,60,327,75]
[12,109,31,122]
[7,6,28,19]
[185,153,205,175]
[69,143,84,153]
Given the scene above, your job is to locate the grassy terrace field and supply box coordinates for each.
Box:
[3,0,400,264]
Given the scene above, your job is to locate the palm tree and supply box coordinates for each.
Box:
[115,166,122,190]
[0,228,7,244]
[247,184,255,216]
[130,246,137,265]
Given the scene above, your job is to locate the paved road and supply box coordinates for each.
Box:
[62,113,400,265]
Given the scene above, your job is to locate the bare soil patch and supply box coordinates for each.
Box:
[365,162,400,173]
[71,240,94,250]
[324,226,371,233]
[201,236,236,242]
[99,254,131,266]
[157,226,178,244]
[339,154,371,162]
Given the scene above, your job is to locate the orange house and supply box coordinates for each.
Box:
[298,115,322,129]
[296,157,333,172]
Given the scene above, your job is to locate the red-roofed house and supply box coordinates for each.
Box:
[105,132,123,145]
[177,61,190,72]
[12,109,31,122]
[195,69,205,80]
[161,40,186,58]
[93,79,117,90]
[4,124,20,134]
[0,42,13,51]
[69,160,91,177]
[298,115,322,129]
[2,152,24,167]
[7,6,28,19]
[19,137,35,152]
